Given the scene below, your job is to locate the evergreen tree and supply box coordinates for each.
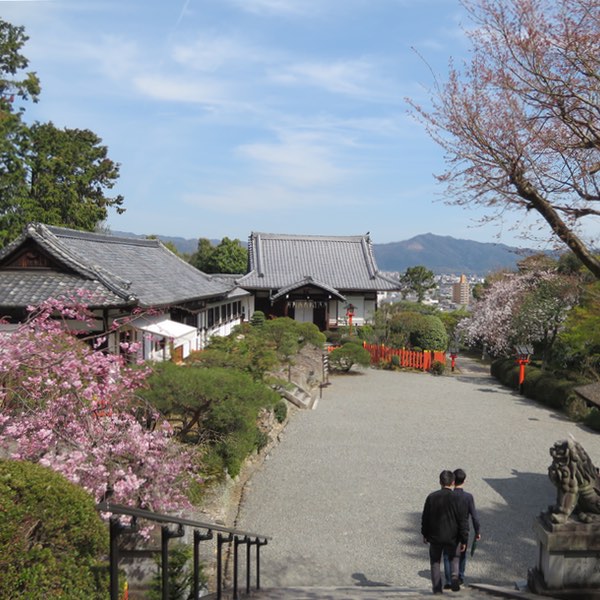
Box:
[0,18,124,247]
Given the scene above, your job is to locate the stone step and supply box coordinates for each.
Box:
[276,383,316,410]
[236,583,550,600]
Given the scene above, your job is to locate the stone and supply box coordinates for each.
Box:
[547,439,600,524]
[529,439,600,599]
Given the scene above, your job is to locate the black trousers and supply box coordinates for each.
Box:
[429,542,459,593]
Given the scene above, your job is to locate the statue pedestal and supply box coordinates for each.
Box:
[529,514,600,599]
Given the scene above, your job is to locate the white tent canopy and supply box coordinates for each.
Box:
[131,314,196,340]
[130,314,198,360]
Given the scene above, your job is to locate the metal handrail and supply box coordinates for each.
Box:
[98,501,270,600]
[97,502,271,540]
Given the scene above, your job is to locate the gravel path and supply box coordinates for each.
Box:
[236,361,600,592]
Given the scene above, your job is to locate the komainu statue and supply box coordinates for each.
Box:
[548,439,600,524]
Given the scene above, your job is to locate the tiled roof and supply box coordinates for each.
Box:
[0,271,125,308]
[237,232,401,292]
[270,276,347,302]
[0,224,235,308]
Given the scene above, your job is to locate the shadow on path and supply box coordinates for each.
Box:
[237,366,600,591]
[352,573,391,587]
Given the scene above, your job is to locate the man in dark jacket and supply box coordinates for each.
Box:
[421,470,469,594]
[443,468,481,587]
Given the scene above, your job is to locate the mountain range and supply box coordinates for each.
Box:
[112,230,535,276]
[372,233,535,275]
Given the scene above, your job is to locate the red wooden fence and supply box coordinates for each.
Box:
[362,342,446,372]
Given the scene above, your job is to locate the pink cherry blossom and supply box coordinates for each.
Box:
[0,297,196,520]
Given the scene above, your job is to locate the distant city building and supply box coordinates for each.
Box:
[452,274,471,305]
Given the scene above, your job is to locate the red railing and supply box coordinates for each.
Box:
[362,343,446,372]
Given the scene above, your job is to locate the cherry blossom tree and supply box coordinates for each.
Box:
[512,274,580,359]
[460,269,579,356]
[409,0,600,277]
[0,297,194,515]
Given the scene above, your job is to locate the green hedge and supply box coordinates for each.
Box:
[0,459,108,599]
[490,358,591,423]
[585,408,600,431]
[490,358,519,387]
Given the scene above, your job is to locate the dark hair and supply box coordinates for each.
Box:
[439,470,455,487]
[454,468,466,486]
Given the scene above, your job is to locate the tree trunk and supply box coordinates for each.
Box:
[511,172,600,279]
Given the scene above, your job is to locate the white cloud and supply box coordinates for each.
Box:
[133,74,230,106]
[79,36,142,81]
[172,35,268,71]
[277,112,414,140]
[182,127,357,214]
[183,182,351,213]
[227,0,318,17]
[270,58,394,100]
[237,132,348,188]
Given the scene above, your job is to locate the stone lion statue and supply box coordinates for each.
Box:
[548,439,600,524]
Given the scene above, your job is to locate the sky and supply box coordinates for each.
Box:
[1,0,585,249]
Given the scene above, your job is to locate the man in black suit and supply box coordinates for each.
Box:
[443,468,482,588]
[421,470,469,594]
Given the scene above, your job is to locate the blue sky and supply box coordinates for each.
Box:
[1,0,578,248]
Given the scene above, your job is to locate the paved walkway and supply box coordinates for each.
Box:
[236,358,600,594]
[244,584,548,599]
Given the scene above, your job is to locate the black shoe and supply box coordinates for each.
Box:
[459,578,464,585]
[443,584,452,589]
[451,578,461,592]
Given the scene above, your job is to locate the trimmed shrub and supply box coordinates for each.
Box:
[585,408,600,432]
[324,329,342,345]
[410,314,449,351]
[388,312,418,348]
[548,379,578,410]
[274,400,288,423]
[490,358,519,388]
[250,310,266,327]
[142,364,279,478]
[204,388,278,477]
[521,368,544,398]
[387,311,448,350]
[190,328,278,381]
[357,324,375,342]
[329,342,371,373]
[262,317,325,352]
[431,360,446,376]
[378,358,393,370]
[0,459,108,599]
[533,374,566,409]
[295,321,327,347]
[565,393,591,422]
